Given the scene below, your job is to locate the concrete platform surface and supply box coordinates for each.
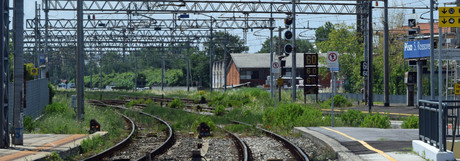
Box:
[0,132,106,161]
[295,127,426,161]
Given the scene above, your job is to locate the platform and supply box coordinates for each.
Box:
[0,132,106,161]
[295,127,426,161]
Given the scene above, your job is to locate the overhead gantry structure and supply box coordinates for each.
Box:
[3,0,373,148]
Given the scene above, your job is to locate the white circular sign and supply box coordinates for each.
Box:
[272,62,280,69]
[328,52,338,62]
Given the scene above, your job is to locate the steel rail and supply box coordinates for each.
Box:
[82,110,135,161]
[222,128,251,161]
[232,120,310,161]
[87,100,175,161]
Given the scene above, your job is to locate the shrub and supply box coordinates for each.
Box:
[360,112,391,128]
[125,100,136,108]
[401,115,419,129]
[192,116,216,133]
[44,151,63,161]
[24,116,36,133]
[340,110,365,127]
[48,82,56,104]
[263,103,325,129]
[80,134,105,153]
[44,102,67,114]
[214,105,226,116]
[169,98,184,108]
[321,94,352,108]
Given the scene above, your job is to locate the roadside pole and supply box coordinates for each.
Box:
[327,51,339,127]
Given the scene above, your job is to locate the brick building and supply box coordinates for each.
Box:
[212,53,308,88]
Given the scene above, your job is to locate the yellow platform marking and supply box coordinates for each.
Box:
[0,134,86,161]
[321,127,397,161]
[321,108,418,117]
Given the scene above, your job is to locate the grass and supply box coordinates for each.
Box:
[33,93,127,160]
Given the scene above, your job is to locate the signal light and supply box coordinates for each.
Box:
[93,14,95,20]
[198,122,211,138]
[284,44,293,55]
[284,16,293,26]
[284,30,293,40]
[89,119,101,134]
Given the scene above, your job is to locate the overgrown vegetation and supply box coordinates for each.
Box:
[44,151,63,161]
[320,94,353,108]
[360,112,391,128]
[340,110,365,127]
[24,116,36,133]
[214,105,226,116]
[401,115,419,129]
[263,103,328,131]
[33,94,126,159]
[169,98,184,108]
[80,134,105,153]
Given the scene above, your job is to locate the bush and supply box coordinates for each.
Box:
[214,105,226,116]
[401,115,419,129]
[44,151,63,161]
[263,103,325,129]
[360,112,391,128]
[48,82,56,104]
[24,116,36,133]
[80,134,105,153]
[44,102,67,115]
[169,98,184,108]
[192,116,216,133]
[321,94,352,108]
[340,110,365,127]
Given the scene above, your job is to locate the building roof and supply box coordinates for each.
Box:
[230,53,308,69]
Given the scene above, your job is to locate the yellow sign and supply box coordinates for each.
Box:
[30,68,38,76]
[439,17,460,27]
[455,84,460,95]
[439,7,460,17]
[277,78,283,86]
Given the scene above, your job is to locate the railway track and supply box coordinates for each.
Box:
[232,121,310,161]
[89,98,315,161]
[87,100,175,161]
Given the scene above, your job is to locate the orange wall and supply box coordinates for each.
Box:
[226,62,240,86]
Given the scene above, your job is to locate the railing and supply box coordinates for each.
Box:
[419,100,446,152]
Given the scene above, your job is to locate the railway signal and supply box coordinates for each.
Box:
[198,122,211,138]
[89,119,101,134]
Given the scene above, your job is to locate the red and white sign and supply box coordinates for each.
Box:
[327,51,339,69]
[272,61,280,74]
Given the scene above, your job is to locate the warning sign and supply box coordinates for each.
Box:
[327,51,339,69]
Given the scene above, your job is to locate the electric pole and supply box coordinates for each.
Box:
[13,0,24,145]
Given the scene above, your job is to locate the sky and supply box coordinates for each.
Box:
[15,0,452,53]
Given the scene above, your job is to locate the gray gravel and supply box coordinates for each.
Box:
[286,136,336,161]
[103,124,166,160]
[154,134,199,161]
[242,136,296,161]
[203,137,239,161]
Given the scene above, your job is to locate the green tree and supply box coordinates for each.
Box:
[258,36,316,53]
[316,24,363,93]
[315,22,334,42]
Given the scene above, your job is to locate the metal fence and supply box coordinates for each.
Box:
[419,100,446,152]
[8,79,49,123]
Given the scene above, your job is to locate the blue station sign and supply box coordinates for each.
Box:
[404,39,431,59]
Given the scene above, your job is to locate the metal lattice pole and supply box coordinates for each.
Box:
[76,0,85,121]
[13,0,24,145]
[0,0,10,148]
[291,0,297,102]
